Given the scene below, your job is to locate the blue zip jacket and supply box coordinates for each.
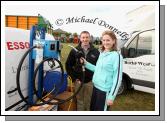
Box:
[85,51,123,101]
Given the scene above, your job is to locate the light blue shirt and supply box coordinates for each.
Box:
[85,51,123,101]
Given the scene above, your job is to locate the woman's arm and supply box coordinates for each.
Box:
[80,57,96,72]
[85,61,96,72]
[108,54,123,101]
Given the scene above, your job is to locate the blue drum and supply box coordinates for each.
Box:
[43,71,67,95]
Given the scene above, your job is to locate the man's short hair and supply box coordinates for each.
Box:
[80,31,90,37]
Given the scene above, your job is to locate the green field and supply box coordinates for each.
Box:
[61,43,155,111]
[60,43,78,70]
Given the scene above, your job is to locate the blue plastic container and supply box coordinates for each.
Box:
[43,71,67,95]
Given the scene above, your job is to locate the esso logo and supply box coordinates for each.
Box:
[6,41,30,50]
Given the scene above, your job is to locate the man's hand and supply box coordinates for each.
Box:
[80,57,86,64]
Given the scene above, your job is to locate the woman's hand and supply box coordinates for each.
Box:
[80,57,86,64]
[106,99,114,106]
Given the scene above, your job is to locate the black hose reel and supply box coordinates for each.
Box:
[16,46,85,107]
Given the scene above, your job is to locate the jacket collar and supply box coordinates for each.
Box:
[76,42,95,51]
[100,51,113,57]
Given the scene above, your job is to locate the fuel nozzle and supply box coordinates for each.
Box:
[68,45,84,59]
[68,45,84,65]
[76,50,84,59]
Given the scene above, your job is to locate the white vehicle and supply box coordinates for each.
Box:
[118,28,155,94]
[117,7,155,94]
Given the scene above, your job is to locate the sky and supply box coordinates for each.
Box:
[2,1,148,37]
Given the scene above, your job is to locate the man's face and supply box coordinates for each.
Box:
[80,33,90,46]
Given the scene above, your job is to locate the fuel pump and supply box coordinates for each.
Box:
[16,25,85,109]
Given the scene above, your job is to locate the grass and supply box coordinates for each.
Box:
[60,43,78,71]
[60,43,155,111]
[110,90,155,111]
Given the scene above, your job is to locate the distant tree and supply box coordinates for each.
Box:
[73,32,78,37]
[65,32,71,37]
[90,35,94,43]
[53,32,61,40]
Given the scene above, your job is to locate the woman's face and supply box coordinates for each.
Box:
[102,34,115,51]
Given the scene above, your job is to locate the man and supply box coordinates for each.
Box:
[65,31,99,111]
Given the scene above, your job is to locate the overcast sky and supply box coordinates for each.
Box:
[2,1,152,37]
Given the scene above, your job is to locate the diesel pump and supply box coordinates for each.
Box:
[16,25,85,109]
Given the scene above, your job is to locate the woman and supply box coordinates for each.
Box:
[80,30,123,111]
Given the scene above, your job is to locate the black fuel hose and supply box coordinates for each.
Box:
[16,46,84,106]
[32,57,84,105]
[32,57,64,105]
[16,46,62,106]
[16,46,37,106]
[54,66,85,105]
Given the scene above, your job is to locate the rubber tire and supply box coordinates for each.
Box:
[117,78,127,95]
